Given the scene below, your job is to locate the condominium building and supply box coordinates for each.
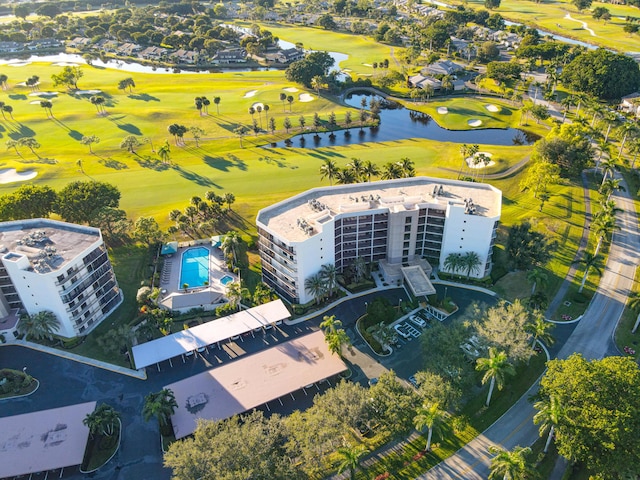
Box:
[0,219,123,339]
[256,177,501,304]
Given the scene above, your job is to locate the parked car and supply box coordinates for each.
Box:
[409,315,427,328]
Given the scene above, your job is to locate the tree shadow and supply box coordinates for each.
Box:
[68,130,83,141]
[98,157,128,170]
[128,93,160,102]
[108,115,143,135]
[226,154,247,171]
[8,124,35,139]
[172,165,217,187]
[203,155,235,172]
[134,155,170,171]
[8,94,27,100]
[257,155,291,169]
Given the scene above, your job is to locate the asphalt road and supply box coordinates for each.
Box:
[420,174,639,479]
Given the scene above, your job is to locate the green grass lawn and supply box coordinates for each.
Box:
[453,0,640,53]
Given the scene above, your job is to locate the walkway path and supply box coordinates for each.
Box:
[420,173,638,478]
[564,13,597,36]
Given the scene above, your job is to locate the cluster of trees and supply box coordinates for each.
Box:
[285,51,335,88]
[164,371,424,478]
[304,263,338,305]
[443,251,483,278]
[167,191,235,239]
[319,157,415,186]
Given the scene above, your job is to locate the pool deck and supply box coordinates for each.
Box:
[158,244,237,312]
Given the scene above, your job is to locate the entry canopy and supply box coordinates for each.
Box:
[0,402,96,478]
[132,299,291,369]
[166,330,347,439]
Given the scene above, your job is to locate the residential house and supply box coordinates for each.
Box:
[620,93,640,117]
[422,60,464,76]
[213,49,247,64]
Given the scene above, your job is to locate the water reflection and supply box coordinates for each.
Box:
[267,92,539,149]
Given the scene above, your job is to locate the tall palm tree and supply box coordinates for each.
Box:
[336,444,368,480]
[256,105,263,128]
[40,100,53,118]
[397,157,415,178]
[279,92,287,112]
[305,273,326,305]
[157,141,171,164]
[226,281,248,310]
[287,95,294,112]
[326,328,351,356]
[461,251,481,279]
[362,160,379,182]
[346,157,365,181]
[335,168,357,184]
[617,122,638,160]
[381,161,403,179]
[476,347,515,406]
[310,75,323,96]
[319,159,338,185]
[598,178,624,202]
[83,404,120,437]
[320,263,337,298]
[413,402,446,452]
[443,253,464,277]
[213,96,221,115]
[575,251,602,293]
[525,314,554,350]
[591,213,619,257]
[599,157,617,185]
[527,268,548,295]
[221,230,241,267]
[234,125,248,148]
[601,110,619,142]
[488,445,535,480]
[143,389,177,434]
[17,311,60,341]
[320,314,342,335]
[533,394,563,453]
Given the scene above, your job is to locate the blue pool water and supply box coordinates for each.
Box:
[220,275,234,286]
[179,247,210,288]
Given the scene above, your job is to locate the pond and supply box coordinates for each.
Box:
[266,92,539,149]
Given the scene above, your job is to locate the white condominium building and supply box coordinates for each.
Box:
[256,177,501,304]
[0,219,123,339]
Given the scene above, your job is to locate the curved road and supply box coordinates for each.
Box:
[421,174,639,479]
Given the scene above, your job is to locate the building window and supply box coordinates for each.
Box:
[404,225,411,232]
[405,217,411,224]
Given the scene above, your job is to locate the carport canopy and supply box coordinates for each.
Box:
[401,265,436,296]
[165,330,347,439]
[132,299,291,369]
[0,401,96,478]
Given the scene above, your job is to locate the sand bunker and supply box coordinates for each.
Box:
[0,168,38,184]
[243,90,258,98]
[466,152,494,169]
[485,104,500,113]
[251,102,264,109]
[29,100,51,105]
[437,107,448,114]
[283,87,299,92]
[8,62,30,67]
[468,119,483,127]
[362,63,372,67]
[299,93,315,103]
[28,91,57,97]
[52,62,79,67]
[74,89,102,95]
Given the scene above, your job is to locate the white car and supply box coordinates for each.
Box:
[394,324,411,339]
[409,315,427,328]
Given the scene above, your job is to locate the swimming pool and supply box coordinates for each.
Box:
[179,247,210,288]
[220,275,234,286]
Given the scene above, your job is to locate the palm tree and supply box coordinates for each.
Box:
[234,125,248,148]
[599,178,624,201]
[575,251,601,293]
[202,97,210,114]
[628,291,640,333]
[397,157,415,178]
[461,251,481,279]
[591,213,619,257]
[143,389,177,434]
[40,100,53,118]
[601,110,619,142]
[263,104,269,124]
[305,273,326,304]
[363,160,379,182]
[3,104,13,120]
[0,73,7,90]
[194,96,203,115]
[248,106,255,123]
[17,311,60,341]
[617,122,638,160]
[335,168,357,184]
[224,193,235,212]
[381,161,403,179]
[336,444,368,480]
[599,157,617,185]
[533,394,563,454]
[476,347,515,406]
[221,230,241,267]
[525,314,554,350]
[279,92,287,112]
[158,141,171,164]
[414,402,446,452]
[213,96,221,115]
[320,314,342,335]
[81,135,100,154]
[327,328,351,356]
[18,137,40,158]
[320,263,337,298]
[287,95,294,112]
[256,105,263,128]
[488,445,535,480]
[560,96,573,123]
[346,157,365,181]
[83,404,120,437]
[226,281,248,310]
[443,252,464,276]
[527,268,548,295]
[319,159,338,185]
[167,124,187,146]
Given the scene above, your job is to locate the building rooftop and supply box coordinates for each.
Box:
[257,177,501,243]
[166,330,346,439]
[0,219,101,274]
[0,402,96,478]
